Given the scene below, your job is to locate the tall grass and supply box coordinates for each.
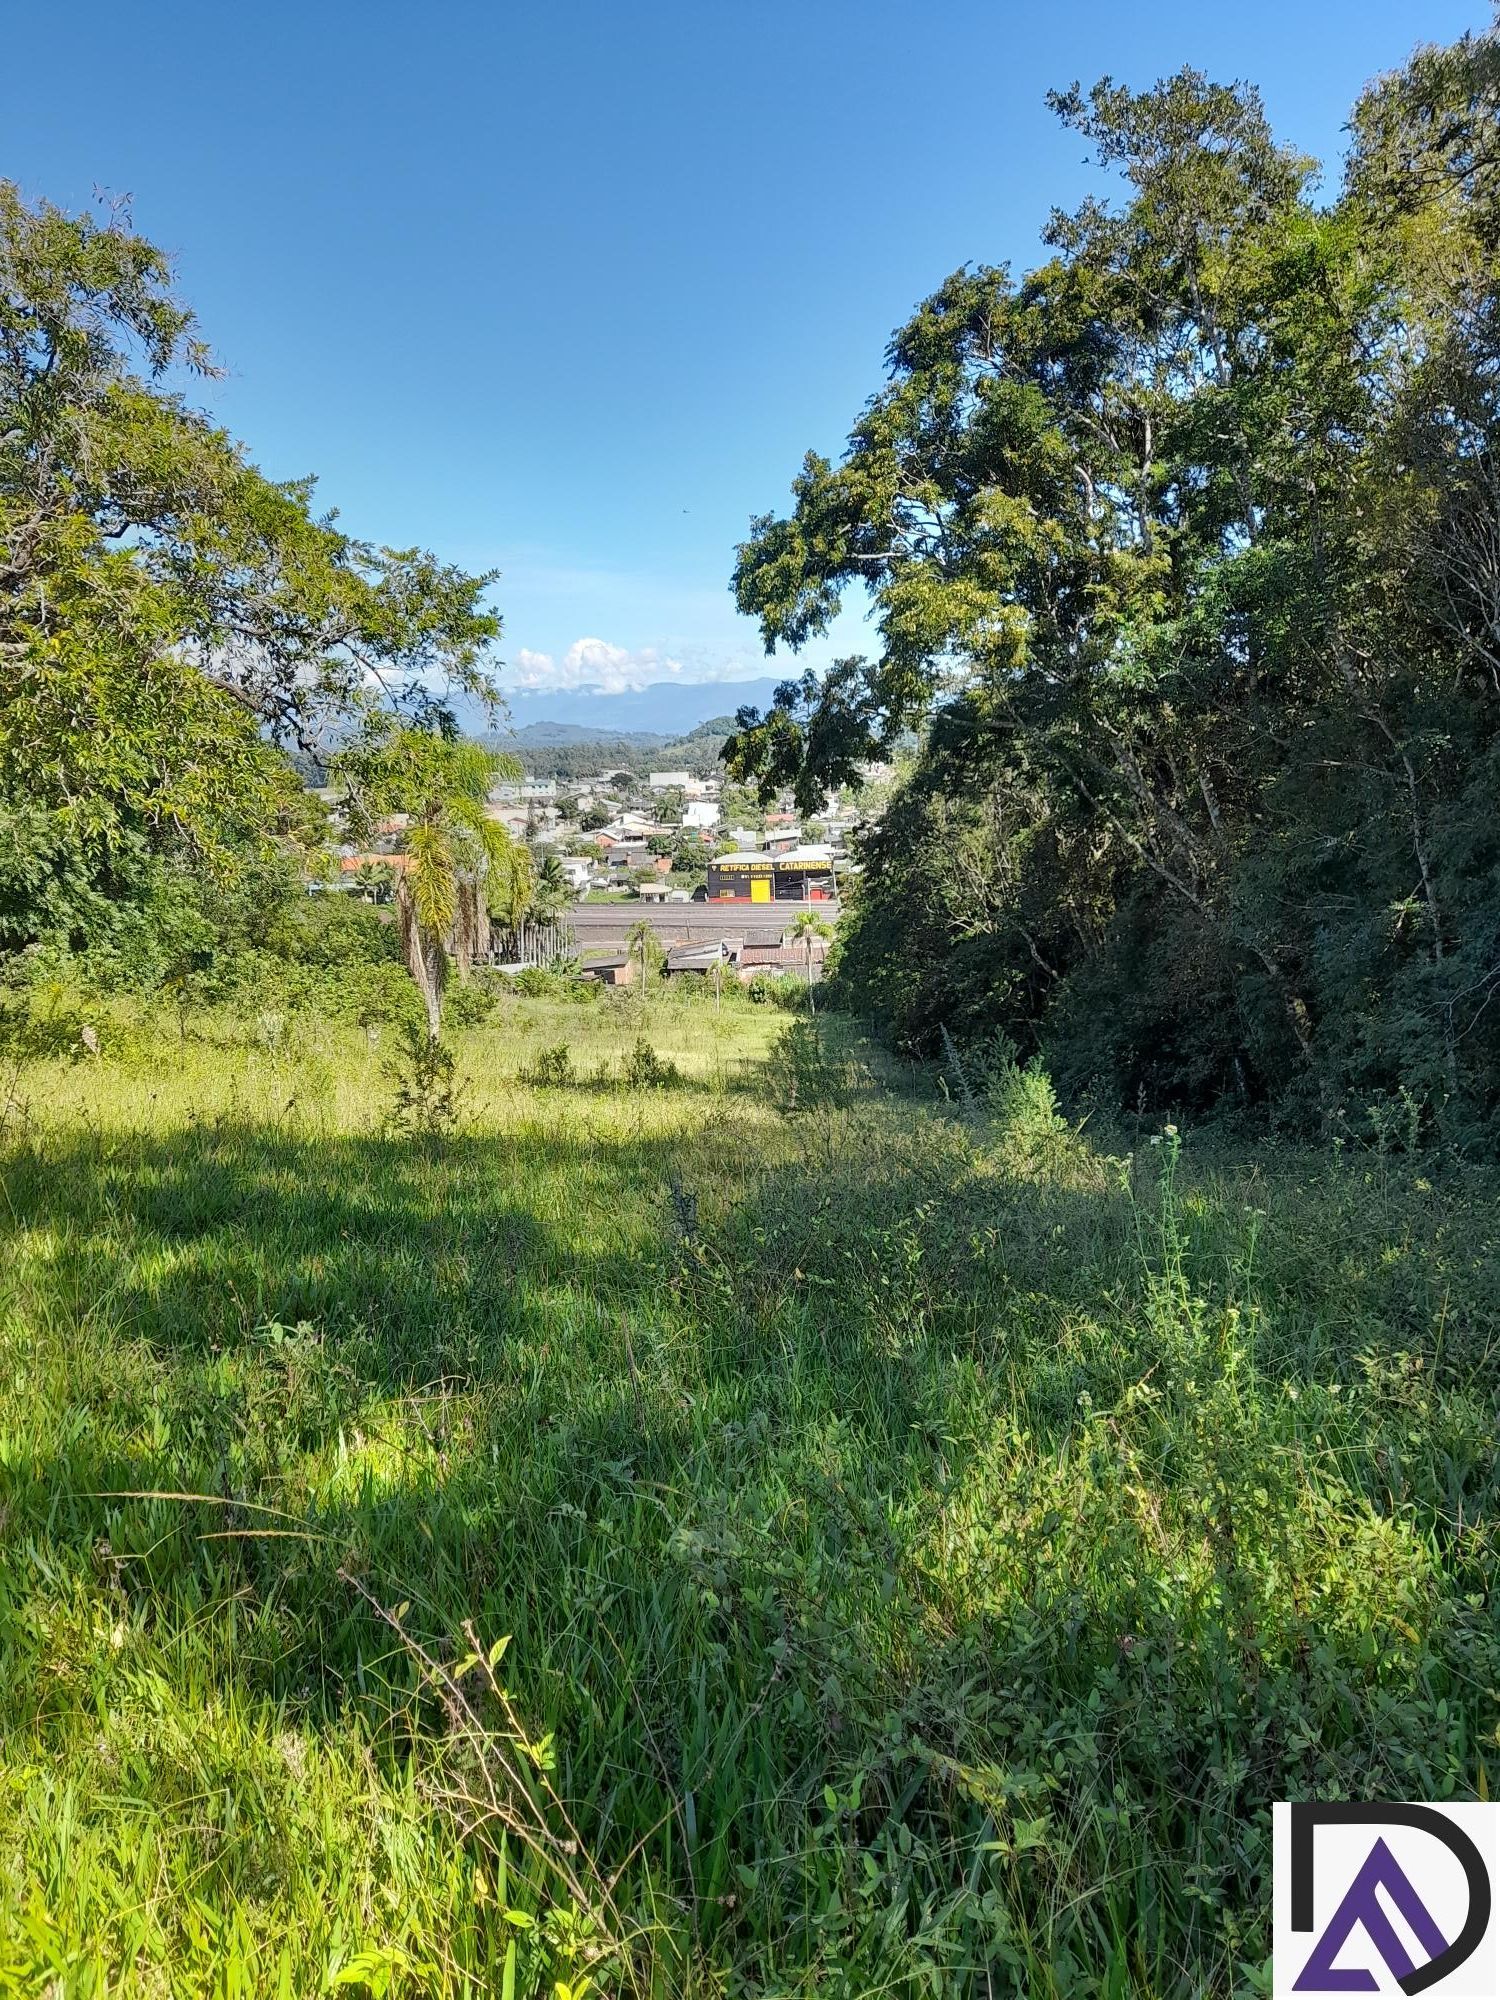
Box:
[0,992,1495,1996]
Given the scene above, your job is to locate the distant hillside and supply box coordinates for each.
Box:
[673,713,740,743]
[459,675,783,740]
[484,713,740,782]
[495,720,671,749]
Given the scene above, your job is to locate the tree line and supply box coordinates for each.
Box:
[725,28,1500,1145]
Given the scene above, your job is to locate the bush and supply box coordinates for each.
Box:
[621,1037,680,1090]
[339,960,424,1031]
[948,1028,1090,1178]
[385,1021,463,1137]
[744,971,813,1013]
[0,977,96,1061]
[672,967,749,1007]
[444,975,500,1028]
[524,1042,575,1087]
[500,967,600,1004]
[510,966,562,999]
[260,893,400,976]
[773,1018,853,1111]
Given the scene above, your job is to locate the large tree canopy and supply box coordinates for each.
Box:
[727,32,1500,1140]
[0,183,502,954]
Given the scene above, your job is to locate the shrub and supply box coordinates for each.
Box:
[968,1028,1087,1177]
[1364,1084,1426,1155]
[500,967,599,1004]
[0,983,92,1061]
[343,960,425,1032]
[444,974,500,1028]
[746,971,813,1013]
[385,1020,463,1136]
[511,966,562,999]
[622,1038,680,1089]
[774,1018,852,1111]
[673,966,749,1008]
[525,1042,575,1087]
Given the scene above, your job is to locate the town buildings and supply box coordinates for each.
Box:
[704,846,836,903]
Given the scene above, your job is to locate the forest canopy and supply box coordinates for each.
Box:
[726,30,1500,1144]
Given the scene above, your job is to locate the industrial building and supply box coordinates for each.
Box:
[704,846,836,903]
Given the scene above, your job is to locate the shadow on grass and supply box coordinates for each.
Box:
[2,1120,682,1363]
[2,1099,1498,1987]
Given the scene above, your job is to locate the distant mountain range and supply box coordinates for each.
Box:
[463,675,785,742]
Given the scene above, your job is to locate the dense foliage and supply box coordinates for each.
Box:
[0,182,501,967]
[728,30,1500,1145]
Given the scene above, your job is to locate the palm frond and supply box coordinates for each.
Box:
[406,820,457,937]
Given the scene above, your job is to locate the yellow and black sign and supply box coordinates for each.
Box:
[706,854,834,903]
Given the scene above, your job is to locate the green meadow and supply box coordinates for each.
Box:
[0,990,1495,1997]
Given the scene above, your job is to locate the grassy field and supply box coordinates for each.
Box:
[0,986,1496,1997]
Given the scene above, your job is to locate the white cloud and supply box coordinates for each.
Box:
[507,637,760,696]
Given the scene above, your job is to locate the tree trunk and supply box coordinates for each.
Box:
[449,876,490,976]
[397,878,445,1040]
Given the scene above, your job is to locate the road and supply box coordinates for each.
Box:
[567,899,839,956]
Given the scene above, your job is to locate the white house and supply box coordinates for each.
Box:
[491,776,558,803]
[683,800,721,830]
[556,856,595,891]
[648,770,692,791]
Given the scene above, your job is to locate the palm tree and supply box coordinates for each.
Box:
[788,911,834,1015]
[351,860,392,903]
[337,727,525,1039]
[515,852,574,966]
[529,854,572,924]
[489,837,535,935]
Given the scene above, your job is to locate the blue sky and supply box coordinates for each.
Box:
[4,0,1485,705]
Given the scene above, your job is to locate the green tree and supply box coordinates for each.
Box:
[670,833,709,881]
[350,861,394,904]
[0,182,503,958]
[625,918,663,1008]
[725,42,1500,1138]
[528,853,573,924]
[336,729,527,1038]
